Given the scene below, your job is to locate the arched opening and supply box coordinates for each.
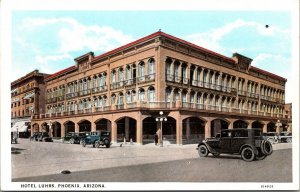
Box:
[95,118,111,131]
[78,120,91,132]
[183,117,205,144]
[32,123,39,133]
[116,117,136,142]
[267,122,276,132]
[210,119,229,137]
[64,121,75,133]
[252,121,264,131]
[41,122,49,133]
[161,116,176,144]
[142,117,157,144]
[52,122,61,138]
[233,120,248,128]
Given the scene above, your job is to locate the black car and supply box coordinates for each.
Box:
[197,128,273,162]
[278,132,292,143]
[63,132,87,144]
[36,132,53,142]
[82,131,111,148]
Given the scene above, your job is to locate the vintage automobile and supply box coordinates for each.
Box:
[63,132,87,144]
[278,132,292,143]
[262,132,279,144]
[82,131,111,148]
[30,132,52,142]
[197,128,273,162]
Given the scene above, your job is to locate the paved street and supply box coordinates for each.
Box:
[12,139,292,182]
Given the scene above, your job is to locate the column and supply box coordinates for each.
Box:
[61,125,65,138]
[247,121,253,128]
[136,117,143,145]
[228,120,234,129]
[91,122,96,132]
[205,119,211,139]
[199,68,203,87]
[75,123,79,132]
[125,117,129,141]
[176,114,182,145]
[262,122,268,133]
[111,120,117,143]
[186,118,190,143]
[193,66,198,86]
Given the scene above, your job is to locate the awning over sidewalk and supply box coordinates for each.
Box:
[24,92,35,99]
[11,121,29,132]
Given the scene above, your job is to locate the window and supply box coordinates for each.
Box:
[139,89,145,101]
[148,59,155,79]
[148,87,155,102]
[166,89,171,102]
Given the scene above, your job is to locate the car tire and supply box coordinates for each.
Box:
[82,141,86,147]
[95,141,100,148]
[261,140,273,155]
[104,139,110,148]
[255,149,267,160]
[69,138,74,144]
[198,145,209,157]
[241,147,255,162]
[287,138,292,143]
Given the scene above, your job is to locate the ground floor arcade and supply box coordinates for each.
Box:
[31,110,292,145]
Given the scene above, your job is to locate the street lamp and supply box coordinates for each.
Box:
[155,111,167,147]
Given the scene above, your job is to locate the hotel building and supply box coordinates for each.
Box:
[30,31,291,144]
[11,70,48,138]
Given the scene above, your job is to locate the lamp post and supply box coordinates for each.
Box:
[155,111,167,147]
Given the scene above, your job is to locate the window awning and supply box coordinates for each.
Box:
[11,88,17,93]
[11,121,29,132]
[24,92,35,99]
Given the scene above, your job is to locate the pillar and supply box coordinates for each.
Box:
[75,123,79,132]
[186,118,190,143]
[125,117,129,140]
[176,115,182,145]
[205,119,211,139]
[262,122,268,133]
[136,117,143,145]
[111,121,117,143]
[61,125,65,138]
[91,122,96,132]
[228,120,234,129]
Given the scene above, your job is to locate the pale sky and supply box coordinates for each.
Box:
[11,11,292,102]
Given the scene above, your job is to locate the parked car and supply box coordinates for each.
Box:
[37,132,53,142]
[30,132,41,141]
[278,132,292,143]
[82,131,111,148]
[197,128,273,162]
[262,132,279,144]
[63,132,87,144]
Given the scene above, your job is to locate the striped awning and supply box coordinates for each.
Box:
[24,92,35,99]
[11,121,29,132]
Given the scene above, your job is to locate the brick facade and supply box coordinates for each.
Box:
[29,31,291,144]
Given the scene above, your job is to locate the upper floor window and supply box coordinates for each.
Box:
[148,58,155,75]
[138,61,145,77]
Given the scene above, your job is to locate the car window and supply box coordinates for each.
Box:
[254,130,261,137]
[101,132,110,136]
[232,130,248,138]
[221,131,230,138]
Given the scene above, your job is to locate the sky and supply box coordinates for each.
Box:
[11,11,292,102]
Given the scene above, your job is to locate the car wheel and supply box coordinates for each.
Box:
[198,145,209,157]
[82,141,86,147]
[286,138,292,143]
[274,138,279,144]
[104,140,110,148]
[261,140,273,155]
[255,150,267,160]
[241,147,255,162]
[69,138,74,144]
[95,141,100,148]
